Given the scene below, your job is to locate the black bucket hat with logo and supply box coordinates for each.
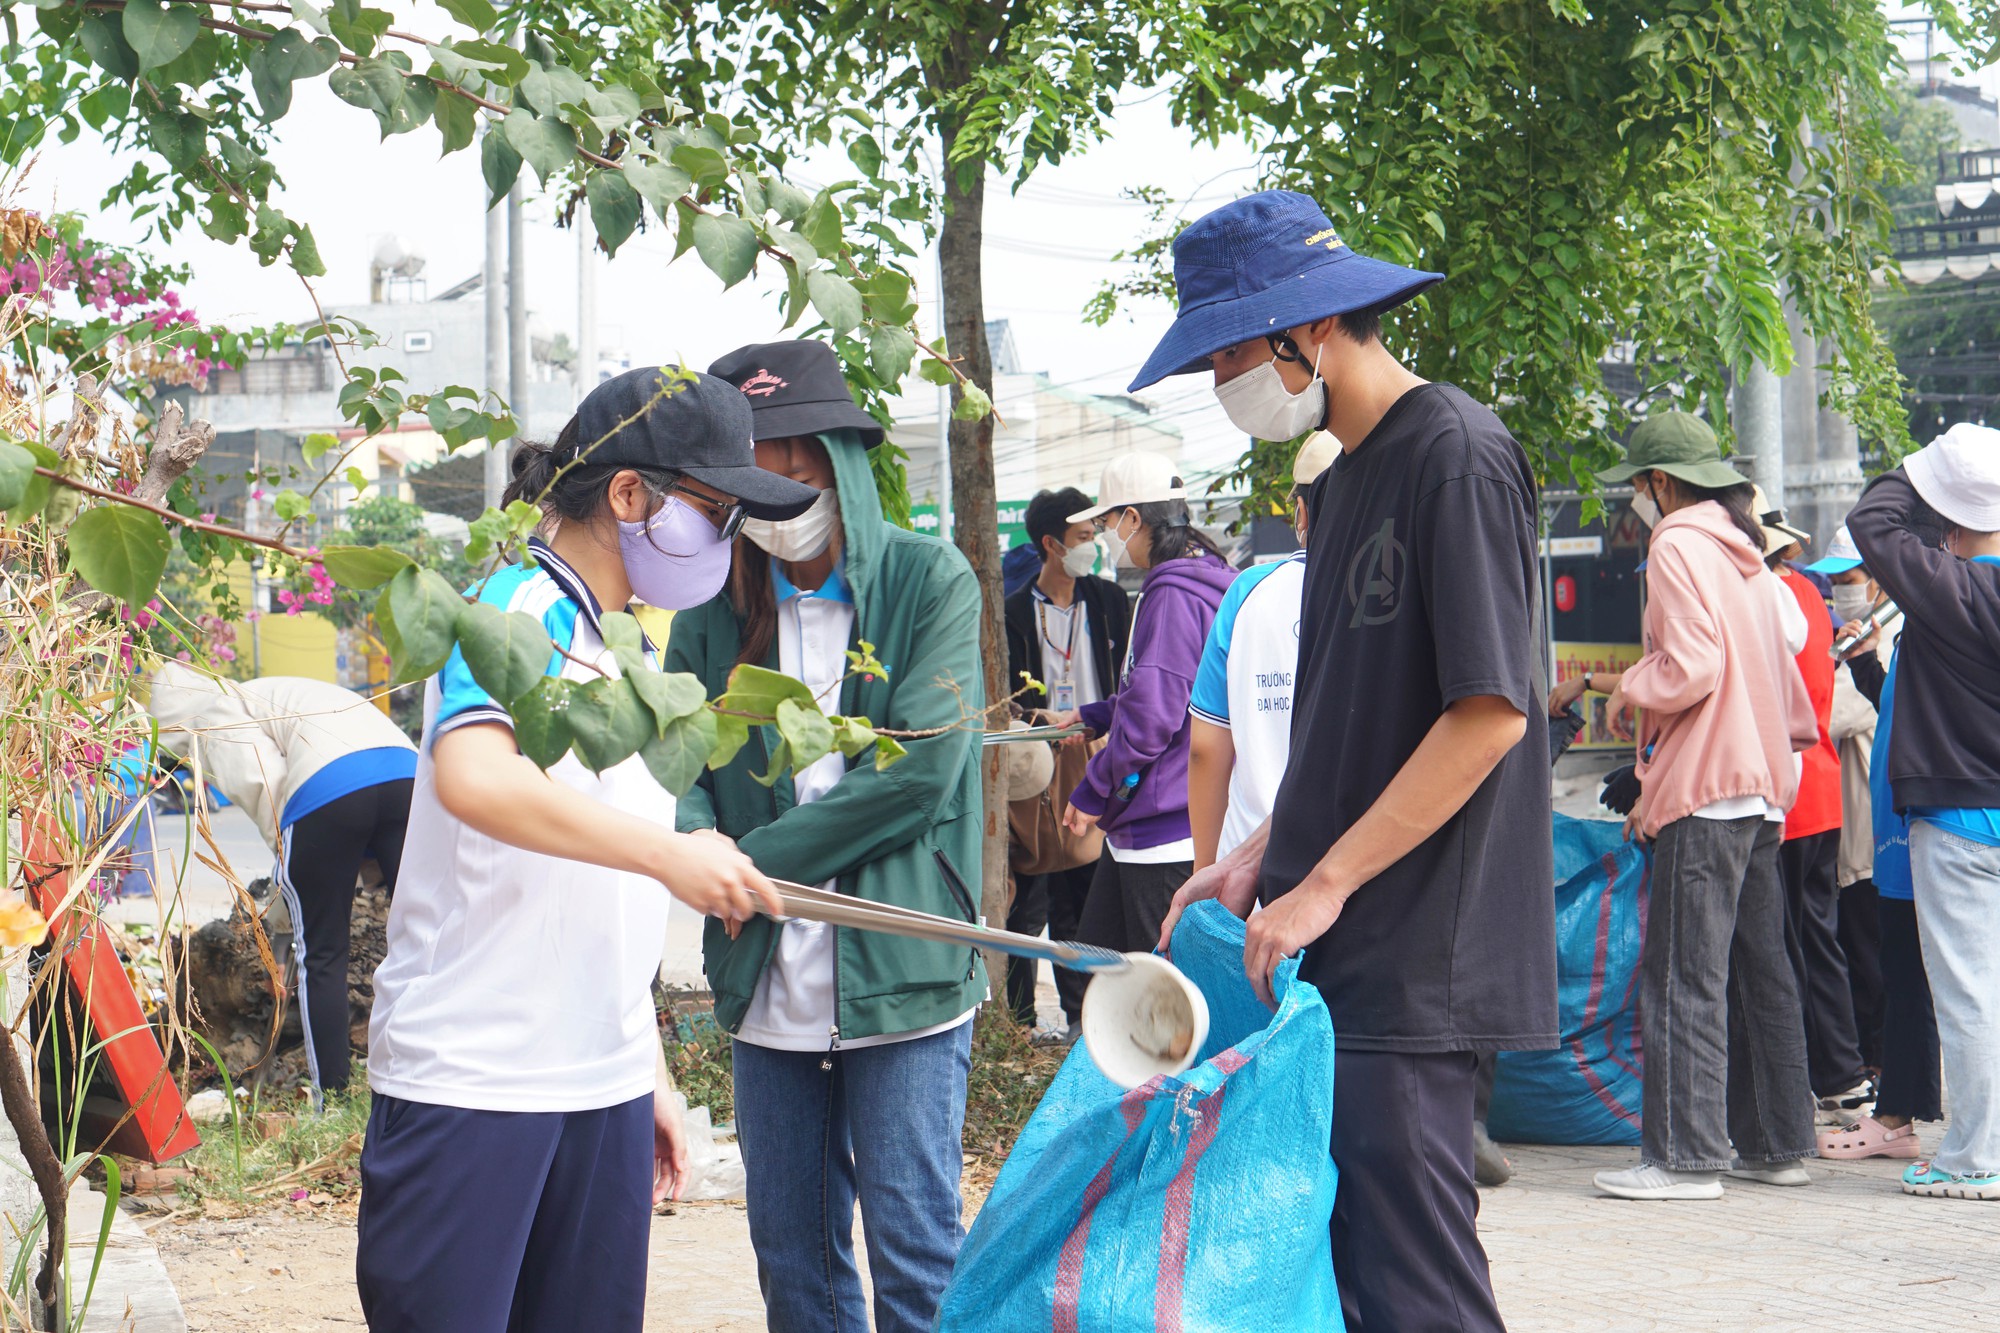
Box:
[708,339,887,448]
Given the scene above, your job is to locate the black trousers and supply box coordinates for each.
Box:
[1838,878,1885,1070]
[1332,1050,1505,1333]
[1003,863,1093,1026]
[1074,848,1188,957]
[278,779,411,1093]
[1779,830,1868,1096]
[1876,897,1944,1122]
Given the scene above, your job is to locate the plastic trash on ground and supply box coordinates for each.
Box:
[670,1094,746,1202]
[1487,813,1648,1146]
[937,900,1342,1332]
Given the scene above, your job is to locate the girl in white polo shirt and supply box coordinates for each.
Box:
[355,369,814,1333]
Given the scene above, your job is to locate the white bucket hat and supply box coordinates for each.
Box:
[1292,431,1340,487]
[1905,422,2000,532]
[1069,451,1187,524]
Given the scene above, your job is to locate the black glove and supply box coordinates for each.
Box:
[1600,763,1642,816]
[1547,707,1585,765]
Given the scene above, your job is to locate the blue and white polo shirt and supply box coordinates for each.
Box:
[1188,552,1306,859]
[368,538,676,1113]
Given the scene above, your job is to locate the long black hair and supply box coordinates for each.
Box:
[1129,498,1225,564]
[504,415,680,523]
[1648,471,1764,554]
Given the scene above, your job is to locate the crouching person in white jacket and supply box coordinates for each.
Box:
[149,662,416,1095]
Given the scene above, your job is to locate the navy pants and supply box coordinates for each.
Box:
[1332,1050,1506,1333]
[356,1092,653,1333]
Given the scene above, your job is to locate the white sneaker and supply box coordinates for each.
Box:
[1727,1159,1812,1187]
[1593,1164,1723,1200]
[1815,1079,1877,1127]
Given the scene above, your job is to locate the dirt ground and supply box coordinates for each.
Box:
[147,1201,773,1332]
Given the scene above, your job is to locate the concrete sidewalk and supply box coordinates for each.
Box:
[1484,1141,2000,1329]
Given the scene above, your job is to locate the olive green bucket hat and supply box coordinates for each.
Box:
[1595,411,1747,491]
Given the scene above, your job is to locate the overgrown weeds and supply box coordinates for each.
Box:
[161,1087,369,1215]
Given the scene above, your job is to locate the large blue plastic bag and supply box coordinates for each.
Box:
[1487,813,1649,1146]
[936,900,1342,1332]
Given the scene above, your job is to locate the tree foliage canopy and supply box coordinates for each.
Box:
[1096,0,1915,507]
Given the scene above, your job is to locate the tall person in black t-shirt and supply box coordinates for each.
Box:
[1142,190,1557,1333]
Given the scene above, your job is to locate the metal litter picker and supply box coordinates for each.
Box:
[768,880,1209,1088]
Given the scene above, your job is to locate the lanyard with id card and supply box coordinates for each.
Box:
[1038,595,1083,713]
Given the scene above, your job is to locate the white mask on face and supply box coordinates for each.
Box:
[1630,483,1662,530]
[741,487,839,561]
[1214,337,1328,442]
[1831,583,1875,624]
[1060,538,1098,578]
[1099,511,1137,575]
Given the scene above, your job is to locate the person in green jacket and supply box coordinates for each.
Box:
[668,339,987,1333]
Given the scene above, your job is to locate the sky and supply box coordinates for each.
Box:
[23,12,1266,483]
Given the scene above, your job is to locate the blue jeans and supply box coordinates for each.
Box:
[732,1022,973,1333]
[1911,820,2000,1175]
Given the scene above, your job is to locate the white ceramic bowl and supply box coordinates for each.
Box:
[1080,952,1210,1089]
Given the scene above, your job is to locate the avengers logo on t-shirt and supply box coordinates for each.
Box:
[1346,518,1406,627]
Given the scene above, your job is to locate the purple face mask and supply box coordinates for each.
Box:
[617,495,732,610]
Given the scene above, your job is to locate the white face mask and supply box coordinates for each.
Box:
[1099,511,1137,575]
[1060,538,1098,578]
[1630,484,1662,530]
[1214,338,1328,442]
[1831,583,1875,624]
[741,487,839,562]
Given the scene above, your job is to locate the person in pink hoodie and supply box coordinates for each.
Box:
[1579,412,1820,1200]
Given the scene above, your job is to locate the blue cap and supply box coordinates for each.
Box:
[1803,524,1864,576]
[1128,190,1444,392]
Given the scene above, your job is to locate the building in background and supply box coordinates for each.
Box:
[888,319,1187,549]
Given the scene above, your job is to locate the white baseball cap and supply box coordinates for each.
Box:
[1805,525,1863,576]
[1292,431,1340,487]
[1750,484,1811,557]
[1905,422,2000,532]
[1069,451,1187,523]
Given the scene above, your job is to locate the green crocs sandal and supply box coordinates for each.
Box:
[1902,1161,2000,1200]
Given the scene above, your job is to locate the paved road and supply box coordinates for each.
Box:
[1484,1140,2000,1330]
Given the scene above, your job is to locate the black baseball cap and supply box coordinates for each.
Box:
[708,340,887,448]
[571,366,819,519]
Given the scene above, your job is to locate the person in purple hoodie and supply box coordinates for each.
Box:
[1056,451,1237,955]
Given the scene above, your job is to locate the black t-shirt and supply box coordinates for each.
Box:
[1261,383,1557,1053]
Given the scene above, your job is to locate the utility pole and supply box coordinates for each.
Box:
[481,181,507,509]
[508,173,528,466]
[576,213,597,402]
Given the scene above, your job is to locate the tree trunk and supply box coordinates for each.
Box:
[937,124,1010,992]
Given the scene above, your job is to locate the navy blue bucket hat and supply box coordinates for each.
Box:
[1129,190,1444,392]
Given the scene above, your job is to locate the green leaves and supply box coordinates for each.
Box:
[568,674,651,772]
[512,676,574,769]
[319,543,413,589]
[584,170,641,255]
[66,505,171,608]
[867,325,917,383]
[626,664,707,737]
[434,0,497,32]
[775,697,835,770]
[503,109,576,187]
[383,565,463,684]
[78,13,139,79]
[327,0,391,57]
[624,162,692,220]
[952,382,994,422]
[640,708,718,797]
[692,212,758,288]
[807,269,863,337]
[0,441,37,512]
[456,602,554,706]
[481,127,523,207]
[329,56,417,137]
[122,0,199,73]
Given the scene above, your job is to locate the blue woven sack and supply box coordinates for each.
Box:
[1487,813,1648,1146]
[936,900,1342,1332]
